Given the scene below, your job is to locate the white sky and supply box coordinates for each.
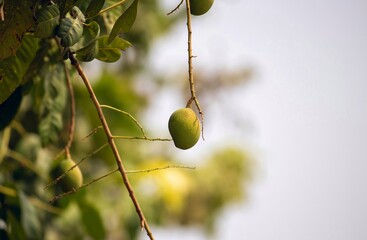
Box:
[143,0,367,239]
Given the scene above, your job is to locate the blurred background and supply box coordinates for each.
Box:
[1,0,367,239]
[131,0,367,239]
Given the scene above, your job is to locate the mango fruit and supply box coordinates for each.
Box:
[55,158,83,192]
[168,108,200,150]
[189,0,214,16]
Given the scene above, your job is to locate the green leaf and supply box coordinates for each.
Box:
[0,0,36,60]
[85,0,105,18]
[100,0,124,32]
[34,5,60,38]
[107,0,138,44]
[78,200,106,240]
[0,87,22,131]
[57,6,85,46]
[19,191,42,240]
[39,111,63,146]
[37,63,67,146]
[56,0,78,17]
[74,21,100,62]
[70,21,100,52]
[76,41,99,62]
[97,35,131,62]
[0,35,40,104]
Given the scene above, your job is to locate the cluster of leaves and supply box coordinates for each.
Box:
[0,0,133,106]
[0,1,143,239]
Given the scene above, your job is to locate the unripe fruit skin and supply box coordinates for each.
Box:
[56,158,83,192]
[189,0,214,16]
[168,108,200,150]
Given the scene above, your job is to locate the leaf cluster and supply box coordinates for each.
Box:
[0,0,135,106]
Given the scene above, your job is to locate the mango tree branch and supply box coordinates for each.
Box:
[184,0,205,139]
[68,54,155,240]
[63,61,75,158]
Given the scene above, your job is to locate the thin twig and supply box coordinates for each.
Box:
[82,126,104,141]
[101,105,172,142]
[112,135,171,141]
[98,0,127,15]
[126,165,196,174]
[0,127,10,164]
[49,168,119,203]
[44,143,108,190]
[29,197,62,215]
[100,104,147,138]
[10,121,27,136]
[167,0,184,15]
[68,53,155,240]
[184,0,205,140]
[63,61,75,158]
[0,185,17,197]
[49,164,195,203]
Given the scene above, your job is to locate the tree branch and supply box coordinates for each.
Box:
[68,54,155,240]
[167,0,184,15]
[184,0,205,140]
[63,61,75,158]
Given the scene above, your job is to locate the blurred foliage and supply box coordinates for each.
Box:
[0,0,253,239]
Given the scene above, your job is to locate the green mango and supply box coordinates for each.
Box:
[54,158,83,192]
[168,108,200,150]
[189,0,214,16]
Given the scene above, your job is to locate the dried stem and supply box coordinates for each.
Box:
[184,0,205,140]
[68,54,154,240]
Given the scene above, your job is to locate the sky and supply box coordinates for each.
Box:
[142,0,367,239]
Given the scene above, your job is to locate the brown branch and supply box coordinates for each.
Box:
[63,61,75,158]
[184,0,205,140]
[68,54,155,240]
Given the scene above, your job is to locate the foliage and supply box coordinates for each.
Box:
[0,0,252,239]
